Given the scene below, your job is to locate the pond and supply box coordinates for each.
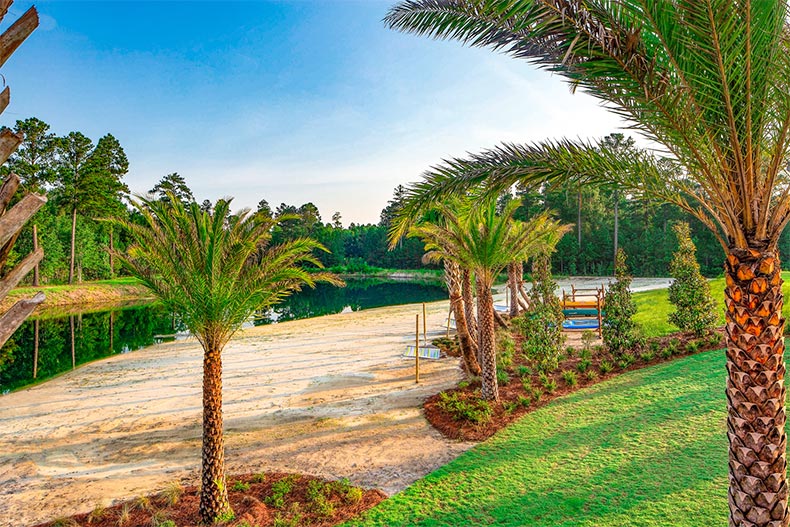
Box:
[0,278,447,393]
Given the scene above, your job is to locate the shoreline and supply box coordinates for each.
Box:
[0,299,470,527]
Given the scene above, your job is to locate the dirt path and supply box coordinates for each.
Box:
[0,300,470,527]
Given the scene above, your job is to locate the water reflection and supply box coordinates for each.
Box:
[0,279,447,393]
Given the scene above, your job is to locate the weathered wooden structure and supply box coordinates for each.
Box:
[0,2,44,349]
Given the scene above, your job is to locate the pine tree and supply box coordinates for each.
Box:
[668,222,717,336]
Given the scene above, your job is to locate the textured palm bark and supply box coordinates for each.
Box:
[477,279,499,402]
[445,262,480,375]
[724,248,788,527]
[199,344,232,524]
[508,263,519,318]
[462,270,478,359]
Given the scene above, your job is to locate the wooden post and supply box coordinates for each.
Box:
[415,314,420,384]
[32,318,38,378]
[422,302,427,348]
[32,223,38,286]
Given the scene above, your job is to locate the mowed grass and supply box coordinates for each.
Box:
[345,350,730,527]
[634,271,790,337]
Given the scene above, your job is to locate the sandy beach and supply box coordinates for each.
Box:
[0,277,670,526]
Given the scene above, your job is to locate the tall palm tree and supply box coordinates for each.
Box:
[385,2,790,525]
[112,193,340,524]
[411,198,568,401]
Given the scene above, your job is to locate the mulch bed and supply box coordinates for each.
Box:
[425,329,726,442]
[32,472,386,527]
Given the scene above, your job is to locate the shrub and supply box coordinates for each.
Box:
[517,365,532,378]
[668,338,681,354]
[265,475,299,508]
[457,380,470,390]
[686,340,701,353]
[497,331,515,370]
[538,372,557,394]
[565,345,576,358]
[273,512,302,527]
[668,222,718,336]
[522,380,542,402]
[252,472,267,483]
[661,347,673,359]
[585,369,598,381]
[576,358,591,373]
[639,350,655,362]
[561,370,578,386]
[599,360,614,374]
[160,482,183,506]
[496,368,510,386]
[516,254,565,372]
[603,249,638,356]
[707,333,722,347]
[518,395,532,407]
[437,391,492,424]
[503,400,520,413]
[581,330,597,351]
[231,480,250,492]
[617,354,635,370]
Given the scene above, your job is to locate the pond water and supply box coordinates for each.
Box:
[0,279,447,393]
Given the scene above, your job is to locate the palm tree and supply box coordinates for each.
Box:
[112,193,340,524]
[385,2,790,524]
[411,198,568,401]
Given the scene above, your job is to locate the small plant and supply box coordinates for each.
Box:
[668,338,681,354]
[686,340,701,353]
[561,370,578,387]
[578,347,592,360]
[252,472,267,483]
[457,380,470,389]
[306,479,327,502]
[496,368,510,386]
[616,355,635,370]
[155,521,176,527]
[599,360,614,374]
[538,372,557,394]
[306,482,336,519]
[437,391,492,424]
[160,481,183,506]
[661,347,673,359]
[518,395,532,407]
[117,504,131,527]
[707,332,722,347]
[231,480,250,492]
[649,339,661,353]
[266,475,299,508]
[565,345,576,358]
[503,400,519,413]
[51,518,79,527]
[517,365,532,377]
[273,512,302,527]
[576,358,591,373]
[134,495,152,512]
[150,511,171,527]
[497,331,516,370]
[215,509,235,523]
[585,369,598,381]
[581,329,597,350]
[87,505,106,524]
[342,485,363,504]
[639,350,655,362]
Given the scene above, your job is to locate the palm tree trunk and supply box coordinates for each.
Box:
[199,342,232,524]
[476,278,498,402]
[724,248,788,527]
[68,207,76,285]
[508,262,519,318]
[462,269,477,340]
[444,261,480,375]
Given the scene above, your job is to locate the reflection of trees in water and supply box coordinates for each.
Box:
[254,279,447,326]
[0,304,181,392]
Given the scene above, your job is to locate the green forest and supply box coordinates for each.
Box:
[6,120,787,283]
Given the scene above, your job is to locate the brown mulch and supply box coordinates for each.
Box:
[425,329,726,442]
[31,473,386,527]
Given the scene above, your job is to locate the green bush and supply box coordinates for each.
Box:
[640,350,655,362]
[518,395,532,407]
[265,475,299,508]
[603,249,638,356]
[517,365,533,378]
[437,391,492,424]
[497,331,515,370]
[231,480,250,492]
[496,368,510,386]
[561,370,578,387]
[585,369,598,381]
[538,372,557,394]
[577,358,591,373]
[599,360,614,374]
[668,222,718,337]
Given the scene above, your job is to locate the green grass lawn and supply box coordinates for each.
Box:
[345,350,730,526]
[633,272,790,337]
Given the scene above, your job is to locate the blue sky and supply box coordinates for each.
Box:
[2,0,625,224]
